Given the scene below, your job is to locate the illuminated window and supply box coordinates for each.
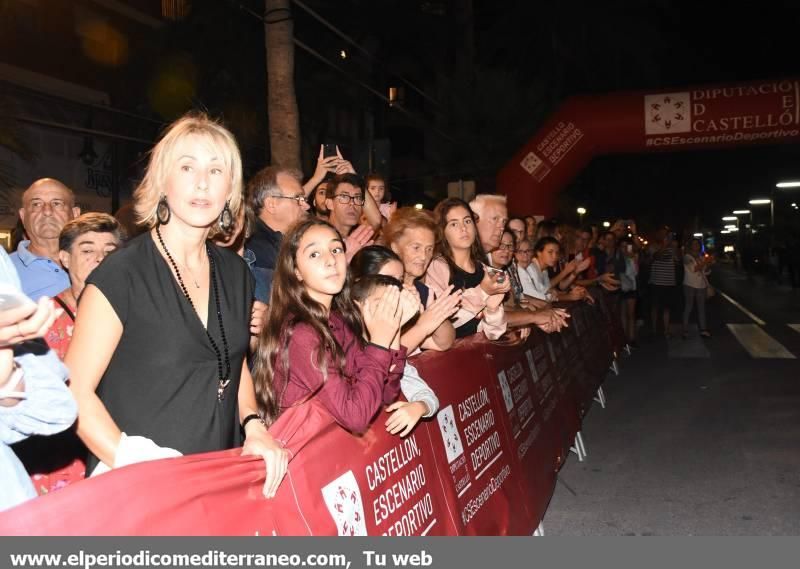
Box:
[162,0,190,21]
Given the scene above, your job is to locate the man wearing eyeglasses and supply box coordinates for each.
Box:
[326,173,366,237]
[11,178,80,299]
[245,166,309,276]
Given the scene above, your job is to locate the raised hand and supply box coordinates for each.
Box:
[415,286,462,335]
[575,256,592,274]
[313,146,339,179]
[480,269,509,297]
[398,288,421,327]
[0,296,61,348]
[486,277,511,310]
[344,224,375,263]
[363,286,401,348]
[334,146,356,174]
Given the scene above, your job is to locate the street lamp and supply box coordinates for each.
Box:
[776,181,800,188]
[732,210,750,214]
[747,198,774,227]
[722,216,737,221]
[602,221,610,228]
[576,207,586,225]
[693,232,703,238]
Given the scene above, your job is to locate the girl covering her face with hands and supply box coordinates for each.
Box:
[252,219,407,434]
[351,274,439,438]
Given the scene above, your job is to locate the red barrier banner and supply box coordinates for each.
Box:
[413,338,530,535]
[481,338,560,526]
[498,78,800,216]
[0,302,617,535]
[270,416,459,536]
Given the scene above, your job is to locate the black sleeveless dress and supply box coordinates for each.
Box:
[84,232,253,470]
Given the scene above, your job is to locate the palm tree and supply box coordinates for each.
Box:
[264,0,300,169]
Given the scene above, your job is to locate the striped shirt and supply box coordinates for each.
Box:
[649,248,679,286]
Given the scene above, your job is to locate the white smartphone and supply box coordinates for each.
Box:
[575,251,584,262]
[0,284,36,313]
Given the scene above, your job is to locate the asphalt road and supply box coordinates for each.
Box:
[543,263,800,535]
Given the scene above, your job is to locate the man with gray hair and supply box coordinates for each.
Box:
[470,194,508,254]
[245,166,309,272]
[11,178,80,299]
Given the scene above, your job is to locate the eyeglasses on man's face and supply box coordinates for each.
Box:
[332,193,364,206]
[498,243,515,251]
[516,248,532,255]
[274,194,307,206]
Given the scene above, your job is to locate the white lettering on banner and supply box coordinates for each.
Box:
[518,423,542,460]
[645,129,800,147]
[382,493,435,536]
[372,464,427,526]
[692,81,794,100]
[517,397,534,426]
[536,122,584,165]
[646,82,800,140]
[512,378,529,403]
[461,464,511,525]
[464,410,495,446]
[471,431,502,474]
[458,387,490,422]
[693,113,795,132]
[507,362,523,383]
[366,436,422,491]
[449,454,466,474]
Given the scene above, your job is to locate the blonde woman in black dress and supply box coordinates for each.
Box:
[67,113,287,497]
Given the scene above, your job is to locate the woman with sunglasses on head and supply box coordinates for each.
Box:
[66,113,287,498]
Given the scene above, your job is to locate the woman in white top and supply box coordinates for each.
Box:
[682,238,713,338]
[530,237,589,302]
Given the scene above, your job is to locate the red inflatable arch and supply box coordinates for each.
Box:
[498,78,800,217]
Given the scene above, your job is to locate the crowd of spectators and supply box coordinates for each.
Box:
[1,112,715,511]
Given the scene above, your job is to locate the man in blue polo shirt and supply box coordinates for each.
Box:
[11,178,80,300]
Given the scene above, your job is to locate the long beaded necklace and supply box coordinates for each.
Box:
[155,226,232,401]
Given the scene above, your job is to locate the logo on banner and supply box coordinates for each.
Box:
[497,371,514,412]
[644,92,691,134]
[525,349,539,383]
[321,471,367,536]
[437,405,464,463]
[519,151,551,181]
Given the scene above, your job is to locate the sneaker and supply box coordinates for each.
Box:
[700,330,712,338]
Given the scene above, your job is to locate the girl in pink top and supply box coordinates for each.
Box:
[424,198,508,340]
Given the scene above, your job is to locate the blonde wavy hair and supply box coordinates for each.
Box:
[134,112,243,238]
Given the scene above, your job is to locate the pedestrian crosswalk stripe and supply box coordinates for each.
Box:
[719,292,766,325]
[727,324,796,359]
